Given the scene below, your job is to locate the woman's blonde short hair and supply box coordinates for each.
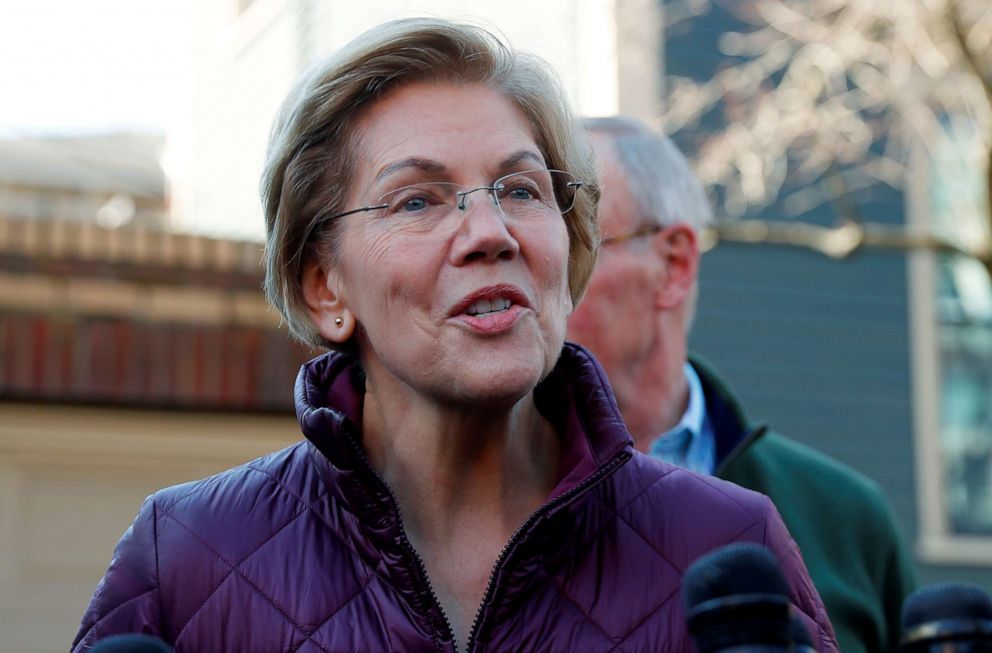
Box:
[260,17,600,348]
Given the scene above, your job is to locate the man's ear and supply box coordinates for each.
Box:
[301,261,356,344]
[650,223,699,310]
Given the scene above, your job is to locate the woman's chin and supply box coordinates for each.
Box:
[438,358,550,408]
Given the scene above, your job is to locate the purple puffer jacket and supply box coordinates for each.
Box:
[73,344,838,652]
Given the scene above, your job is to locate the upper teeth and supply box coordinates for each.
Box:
[467,297,512,316]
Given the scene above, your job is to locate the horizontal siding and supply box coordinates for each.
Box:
[0,310,310,411]
[690,242,917,523]
[691,240,992,587]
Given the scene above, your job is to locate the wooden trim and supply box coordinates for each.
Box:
[0,402,299,468]
[0,272,275,327]
[0,215,264,278]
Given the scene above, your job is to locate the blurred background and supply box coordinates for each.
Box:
[0,0,990,650]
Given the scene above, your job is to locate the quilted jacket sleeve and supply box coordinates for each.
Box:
[71,495,163,652]
[760,497,839,653]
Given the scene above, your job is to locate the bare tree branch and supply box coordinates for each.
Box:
[702,218,992,278]
[946,0,992,275]
[665,0,992,278]
[947,0,992,110]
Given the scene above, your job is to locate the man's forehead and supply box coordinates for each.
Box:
[586,131,640,233]
[587,131,620,174]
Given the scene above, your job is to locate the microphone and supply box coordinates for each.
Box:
[89,634,173,653]
[900,582,992,652]
[682,542,815,652]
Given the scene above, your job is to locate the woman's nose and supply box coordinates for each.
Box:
[455,185,499,212]
[448,188,520,265]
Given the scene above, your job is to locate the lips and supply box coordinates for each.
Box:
[449,285,531,319]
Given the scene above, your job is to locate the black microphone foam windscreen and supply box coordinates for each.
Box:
[902,582,992,628]
[89,634,173,653]
[682,542,809,653]
[900,582,992,652]
[683,542,791,609]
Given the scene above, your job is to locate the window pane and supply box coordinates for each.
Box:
[940,309,992,535]
[931,121,992,538]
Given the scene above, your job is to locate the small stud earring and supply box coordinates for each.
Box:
[334,317,343,327]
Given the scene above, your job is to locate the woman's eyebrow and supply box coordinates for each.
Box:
[497,150,545,171]
[375,150,544,184]
[375,158,447,182]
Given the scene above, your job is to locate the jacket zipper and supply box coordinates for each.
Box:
[464,448,632,652]
[341,425,456,652]
[342,417,632,653]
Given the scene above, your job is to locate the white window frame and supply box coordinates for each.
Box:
[908,136,992,565]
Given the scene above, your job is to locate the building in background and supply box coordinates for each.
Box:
[0,133,168,229]
[663,0,992,588]
[0,133,308,652]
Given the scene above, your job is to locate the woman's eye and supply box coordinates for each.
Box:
[382,183,452,217]
[399,197,428,212]
[504,183,541,201]
[386,193,434,215]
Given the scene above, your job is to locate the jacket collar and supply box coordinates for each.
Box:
[292,344,632,637]
[294,343,632,474]
[688,354,769,475]
[293,343,633,581]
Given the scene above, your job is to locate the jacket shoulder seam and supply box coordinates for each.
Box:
[242,464,396,587]
[159,444,307,512]
[163,466,398,650]
[152,497,163,635]
[606,486,761,573]
[676,467,768,520]
[546,574,622,646]
[285,575,375,653]
[165,506,315,645]
[75,586,158,648]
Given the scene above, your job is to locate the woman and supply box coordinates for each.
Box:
[74,19,837,652]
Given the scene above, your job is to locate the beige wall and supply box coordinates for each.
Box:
[0,403,298,653]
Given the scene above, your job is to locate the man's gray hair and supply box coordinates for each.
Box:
[583,115,713,233]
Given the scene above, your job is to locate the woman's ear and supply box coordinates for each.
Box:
[301,261,356,344]
[650,223,699,310]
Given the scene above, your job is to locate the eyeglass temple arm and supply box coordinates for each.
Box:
[302,202,390,248]
[600,225,662,246]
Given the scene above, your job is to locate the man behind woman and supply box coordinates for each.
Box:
[568,114,916,652]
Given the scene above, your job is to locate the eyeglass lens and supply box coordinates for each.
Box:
[375,169,579,233]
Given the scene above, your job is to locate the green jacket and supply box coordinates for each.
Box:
[691,356,917,653]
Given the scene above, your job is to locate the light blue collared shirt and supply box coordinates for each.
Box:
[647,363,715,475]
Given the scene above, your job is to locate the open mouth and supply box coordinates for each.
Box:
[466,297,512,317]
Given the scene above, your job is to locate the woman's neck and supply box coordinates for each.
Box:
[360,376,561,650]
[361,378,560,541]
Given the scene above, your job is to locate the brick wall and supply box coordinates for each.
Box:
[0,216,312,411]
